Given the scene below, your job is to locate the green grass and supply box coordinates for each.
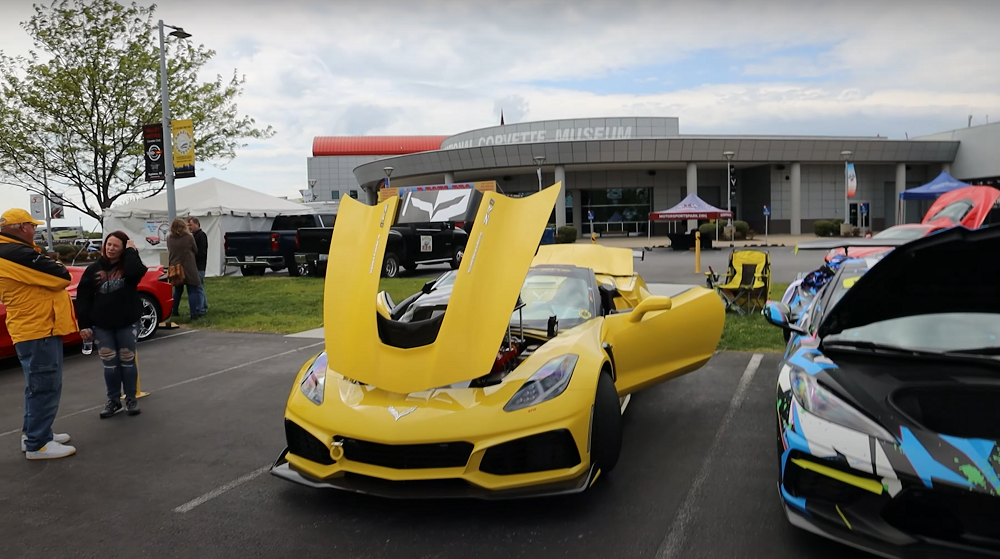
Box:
[170,276,428,333]
[172,276,791,353]
[717,282,789,353]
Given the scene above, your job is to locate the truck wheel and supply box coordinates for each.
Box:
[382,252,400,278]
[240,266,255,276]
[450,246,465,270]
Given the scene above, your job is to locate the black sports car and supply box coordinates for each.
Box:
[763,225,1000,558]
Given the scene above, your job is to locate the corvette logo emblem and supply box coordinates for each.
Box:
[387,406,417,421]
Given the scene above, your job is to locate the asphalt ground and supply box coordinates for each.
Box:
[0,330,876,559]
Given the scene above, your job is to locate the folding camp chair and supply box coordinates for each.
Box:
[705,249,770,314]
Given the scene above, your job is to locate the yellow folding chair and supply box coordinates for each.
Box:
[706,250,770,314]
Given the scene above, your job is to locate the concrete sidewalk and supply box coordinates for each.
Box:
[577,233,818,250]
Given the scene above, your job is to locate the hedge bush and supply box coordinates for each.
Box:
[698,220,751,241]
[813,219,844,237]
[556,225,578,243]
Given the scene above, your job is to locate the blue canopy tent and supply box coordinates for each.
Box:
[897,171,972,224]
[899,171,972,200]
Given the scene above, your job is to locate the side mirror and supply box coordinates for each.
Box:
[628,295,672,323]
[762,301,808,335]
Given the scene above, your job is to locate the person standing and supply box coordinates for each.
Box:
[0,209,77,460]
[76,231,148,418]
[187,217,208,314]
[166,218,205,320]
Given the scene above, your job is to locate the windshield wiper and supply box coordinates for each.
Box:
[941,346,1000,356]
[821,339,930,355]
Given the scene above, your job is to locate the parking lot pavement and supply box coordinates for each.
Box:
[0,332,877,559]
[635,245,828,285]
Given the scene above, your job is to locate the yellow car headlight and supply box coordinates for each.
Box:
[504,354,579,412]
[300,352,328,405]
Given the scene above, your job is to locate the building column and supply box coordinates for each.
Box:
[444,172,454,185]
[895,162,906,226]
[554,165,566,228]
[790,162,801,235]
[686,162,698,231]
[365,185,378,205]
[941,163,951,174]
[571,188,582,238]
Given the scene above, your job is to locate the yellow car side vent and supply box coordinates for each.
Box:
[790,458,884,495]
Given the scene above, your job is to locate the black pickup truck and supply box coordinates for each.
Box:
[296,221,468,278]
[225,213,336,276]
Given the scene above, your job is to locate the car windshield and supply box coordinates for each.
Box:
[826,313,1000,352]
[926,199,973,225]
[515,266,598,331]
[825,267,868,309]
[873,227,931,240]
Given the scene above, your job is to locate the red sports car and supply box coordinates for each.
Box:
[0,264,174,360]
[825,185,1000,262]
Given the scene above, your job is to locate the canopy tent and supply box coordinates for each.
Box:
[899,171,972,201]
[102,178,312,277]
[648,193,734,221]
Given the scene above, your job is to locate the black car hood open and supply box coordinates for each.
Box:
[817,225,1000,338]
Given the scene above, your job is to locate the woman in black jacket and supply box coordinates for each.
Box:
[77,231,148,418]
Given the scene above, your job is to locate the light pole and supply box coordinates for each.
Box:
[158,20,191,223]
[307,179,317,201]
[841,150,852,227]
[533,155,545,191]
[383,166,393,189]
[724,150,735,246]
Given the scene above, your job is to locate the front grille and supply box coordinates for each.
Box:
[338,437,473,469]
[784,453,875,505]
[882,487,1000,546]
[285,419,335,465]
[479,429,581,475]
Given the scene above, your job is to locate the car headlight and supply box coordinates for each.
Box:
[790,368,894,442]
[300,352,328,406]
[504,354,579,412]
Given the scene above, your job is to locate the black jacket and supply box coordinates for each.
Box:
[76,247,148,330]
[192,228,208,271]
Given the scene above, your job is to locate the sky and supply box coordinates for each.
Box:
[1,0,998,231]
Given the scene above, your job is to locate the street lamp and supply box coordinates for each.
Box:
[533,155,545,191]
[841,150,853,226]
[158,20,191,223]
[724,151,735,246]
[307,179,317,202]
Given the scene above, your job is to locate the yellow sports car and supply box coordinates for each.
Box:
[270,183,725,498]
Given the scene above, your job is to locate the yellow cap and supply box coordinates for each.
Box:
[0,208,45,227]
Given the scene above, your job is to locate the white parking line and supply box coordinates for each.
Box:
[173,466,270,513]
[0,341,323,439]
[654,353,764,559]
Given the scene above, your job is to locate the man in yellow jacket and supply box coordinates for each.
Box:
[0,208,78,459]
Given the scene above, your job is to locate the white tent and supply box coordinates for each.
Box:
[102,178,312,277]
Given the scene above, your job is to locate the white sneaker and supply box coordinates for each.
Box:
[22,433,72,453]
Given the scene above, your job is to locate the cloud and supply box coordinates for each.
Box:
[0,0,998,230]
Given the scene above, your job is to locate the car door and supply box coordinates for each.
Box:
[600,286,725,396]
[412,222,454,262]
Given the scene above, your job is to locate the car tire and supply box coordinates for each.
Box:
[591,371,623,475]
[383,252,400,278]
[450,246,465,270]
[137,293,160,341]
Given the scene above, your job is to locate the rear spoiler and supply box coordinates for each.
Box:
[793,237,914,254]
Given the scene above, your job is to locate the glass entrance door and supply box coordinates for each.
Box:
[848,200,869,228]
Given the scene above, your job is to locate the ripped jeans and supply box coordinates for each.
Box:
[93,321,140,401]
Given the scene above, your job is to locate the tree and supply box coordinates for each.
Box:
[0,0,274,222]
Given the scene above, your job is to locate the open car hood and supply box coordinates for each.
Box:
[816,225,1000,338]
[921,185,1000,229]
[322,183,562,395]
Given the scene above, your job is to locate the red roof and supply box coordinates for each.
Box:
[313,136,448,156]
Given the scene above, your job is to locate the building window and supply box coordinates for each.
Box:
[580,187,651,235]
[349,190,358,199]
[331,190,340,200]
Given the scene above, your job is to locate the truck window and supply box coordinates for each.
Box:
[319,214,337,227]
[272,215,321,230]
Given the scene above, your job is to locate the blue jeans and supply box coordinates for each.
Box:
[172,283,206,317]
[94,321,139,401]
[199,270,208,311]
[15,336,64,452]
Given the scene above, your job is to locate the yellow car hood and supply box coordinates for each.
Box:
[323,184,562,395]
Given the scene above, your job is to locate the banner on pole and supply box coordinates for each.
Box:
[143,123,165,181]
[49,193,65,219]
[172,118,196,179]
[846,162,858,198]
[29,194,45,219]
